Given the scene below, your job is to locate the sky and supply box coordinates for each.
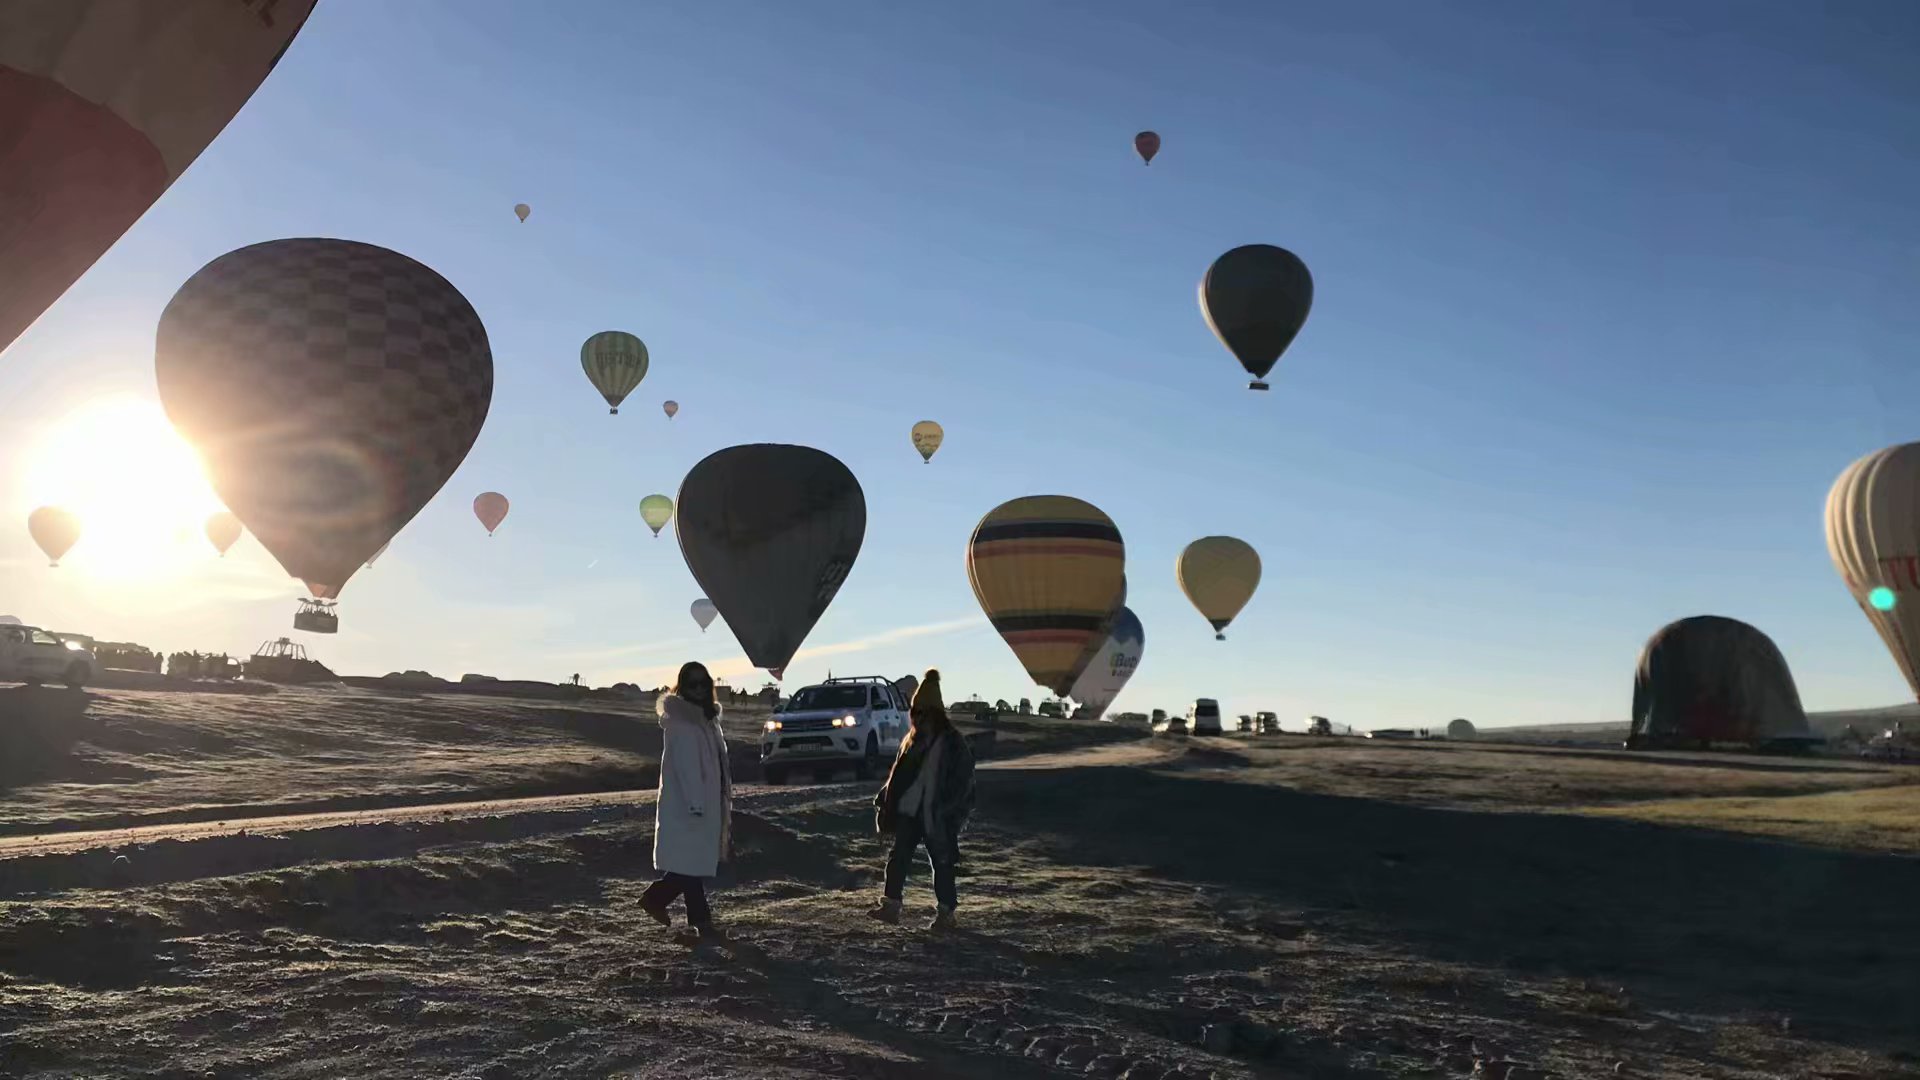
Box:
[3,0,1918,728]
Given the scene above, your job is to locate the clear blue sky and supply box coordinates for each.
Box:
[3,0,1917,727]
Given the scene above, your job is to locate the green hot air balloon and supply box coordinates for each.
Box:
[580,330,649,414]
[639,494,674,538]
[676,444,865,680]
[1200,244,1313,391]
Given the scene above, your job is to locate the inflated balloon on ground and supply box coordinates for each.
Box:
[1826,442,1920,701]
[676,444,865,680]
[0,0,317,356]
[155,238,493,611]
[1200,244,1313,391]
[967,495,1126,697]
[1068,605,1144,720]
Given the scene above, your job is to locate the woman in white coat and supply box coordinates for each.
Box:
[639,661,734,937]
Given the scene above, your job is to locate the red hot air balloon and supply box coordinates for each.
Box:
[1134,131,1160,165]
[0,1,317,356]
[473,492,509,536]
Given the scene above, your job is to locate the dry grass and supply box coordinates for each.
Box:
[1576,782,1920,853]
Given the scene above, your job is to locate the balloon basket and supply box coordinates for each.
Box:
[1215,633,1226,641]
[1248,381,1270,391]
[609,407,619,415]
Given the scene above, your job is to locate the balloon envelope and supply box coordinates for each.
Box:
[155,238,493,600]
[639,494,674,537]
[204,510,242,555]
[1178,536,1261,639]
[1134,130,1160,164]
[580,331,648,414]
[1200,244,1313,391]
[663,400,679,419]
[911,420,944,463]
[27,505,80,566]
[0,0,317,356]
[1068,605,1144,720]
[691,598,718,632]
[968,495,1126,697]
[365,540,389,567]
[1826,442,1920,701]
[513,203,530,222]
[473,491,508,535]
[676,444,866,675]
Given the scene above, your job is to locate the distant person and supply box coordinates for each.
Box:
[638,661,734,940]
[869,668,976,930]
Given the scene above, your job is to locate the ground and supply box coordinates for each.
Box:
[2,686,1917,1078]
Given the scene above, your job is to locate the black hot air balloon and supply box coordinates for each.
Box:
[1200,244,1314,391]
[155,238,493,628]
[676,444,865,679]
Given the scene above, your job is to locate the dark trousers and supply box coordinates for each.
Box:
[641,871,712,927]
[885,812,957,909]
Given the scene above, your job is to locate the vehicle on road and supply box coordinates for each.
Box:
[1255,711,1281,734]
[1188,698,1223,736]
[760,675,908,784]
[0,624,96,689]
[1152,710,1188,736]
[1305,715,1334,736]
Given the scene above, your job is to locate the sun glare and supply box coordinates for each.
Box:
[22,398,228,582]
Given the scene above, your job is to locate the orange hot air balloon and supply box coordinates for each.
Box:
[205,510,242,556]
[28,506,80,566]
[473,492,509,536]
[0,1,318,356]
[1134,131,1160,165]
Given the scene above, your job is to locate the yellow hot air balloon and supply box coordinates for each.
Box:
[911,420,944,464]
[205,510,242,556]
[28,506,80,567]
[1826,442,1920,700]
[967,496,1126,696]
[513,203,530,223]
[1177,536,1261,640]
[640,494,674,538]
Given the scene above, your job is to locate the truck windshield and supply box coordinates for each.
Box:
[785,685,868,711]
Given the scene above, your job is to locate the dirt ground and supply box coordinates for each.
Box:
[3,690,1918,1078]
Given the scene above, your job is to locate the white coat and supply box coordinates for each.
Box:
[653,693,733,877]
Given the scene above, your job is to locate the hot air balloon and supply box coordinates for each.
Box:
[1200,244,1313,391]
[581,331,648,414]
[663,400,679,419]
[0,1,317,357]
[1068,605,1144,720]
[911,420,944,464]
[968,496,1126,697]
[513,203,530,223]
[1826,442,1920,701]
[474,492,509,536]
[205,510,242,556]
[1134,131,1160,165]
[677,444,865,679]
[691,598,718,633]
[27,506,80,567]
[1177,536,1261,640]
[639,494,674,538]
[155,238,493,630]
[365,540,389,568]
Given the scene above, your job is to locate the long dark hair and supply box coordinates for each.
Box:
[903,668,950,751]
[673,661,718,721]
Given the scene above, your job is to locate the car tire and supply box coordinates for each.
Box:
[763,766,786,786]
[64,663,88,690]
[855,734,880,780]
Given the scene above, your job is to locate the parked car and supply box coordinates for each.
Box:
[1188,698,1223,736]
[760,675,908,784]
[0,624,96,689]
[1151,710,1187,736]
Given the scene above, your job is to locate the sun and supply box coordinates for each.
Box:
[22,397,229,582]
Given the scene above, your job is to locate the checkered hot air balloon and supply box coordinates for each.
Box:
[155,238,493,613]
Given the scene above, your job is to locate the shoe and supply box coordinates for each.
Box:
[638,898,671,928]
[927,906,956,931]
[866,898,902,925]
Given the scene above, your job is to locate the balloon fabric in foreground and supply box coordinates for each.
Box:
[155,238,494,604]
[1200,244,1313,391]
[968,495,1126,697]
[676,444,866,679]
[1826,441,1920,702]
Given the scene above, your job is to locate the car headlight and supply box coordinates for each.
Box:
[833,714,859,728]
[765,720,782,731]
[64,641,83,651]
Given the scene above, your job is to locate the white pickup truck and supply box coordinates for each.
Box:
[0,624,97,689]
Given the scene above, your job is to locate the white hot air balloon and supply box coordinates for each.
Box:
[690,598,718,633]
[1826,442,1920,700]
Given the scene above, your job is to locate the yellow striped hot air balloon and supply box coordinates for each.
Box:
[1177,536,1261,639]
[967,496,1126,697]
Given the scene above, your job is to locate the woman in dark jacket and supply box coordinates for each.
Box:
[868,668,976,930]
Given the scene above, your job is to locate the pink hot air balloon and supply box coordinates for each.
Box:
[663,400,679,419]
[1134,131,1160,165]
[473,492,509,536]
